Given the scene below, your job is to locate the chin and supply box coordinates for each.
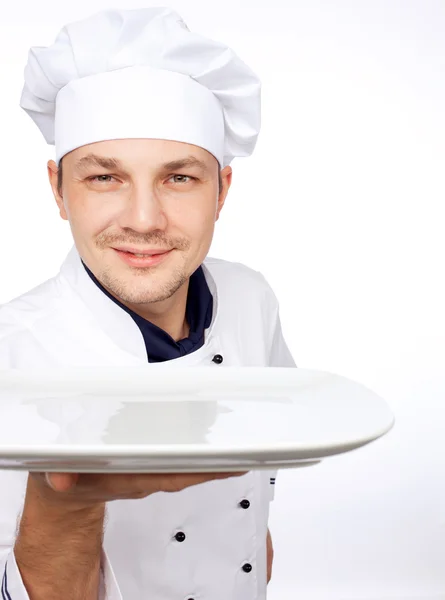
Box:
[120,291,170,305]
[110,270,187,306]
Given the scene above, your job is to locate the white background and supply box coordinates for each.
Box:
[1,1,445,599]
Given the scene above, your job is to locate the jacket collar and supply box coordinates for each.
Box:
[58,246,219,362]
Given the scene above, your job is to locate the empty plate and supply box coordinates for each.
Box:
[0,366,394,473]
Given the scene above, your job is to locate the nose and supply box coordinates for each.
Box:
[117,183,168,233]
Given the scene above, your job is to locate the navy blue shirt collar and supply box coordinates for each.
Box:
[82,262,213,363]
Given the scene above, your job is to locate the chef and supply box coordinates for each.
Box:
[0,7,295,600]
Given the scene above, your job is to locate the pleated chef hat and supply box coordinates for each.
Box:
[19,7,261,168]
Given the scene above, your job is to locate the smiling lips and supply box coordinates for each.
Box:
[113,246,171,256]
[113,246,173,267]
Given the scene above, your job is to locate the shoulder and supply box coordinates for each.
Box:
[204,256,275,294]
[0,277,62,342]
[203,256,280,312]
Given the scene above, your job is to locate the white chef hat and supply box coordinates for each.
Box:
[19,7,261,168]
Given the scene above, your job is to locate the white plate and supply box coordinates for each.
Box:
[0,367,394,473]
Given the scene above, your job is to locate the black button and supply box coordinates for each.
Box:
[242,563,253,573]
[239,499,250,509]
[212,354,223,364]
[174,531,186,542]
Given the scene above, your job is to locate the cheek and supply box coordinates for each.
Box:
[67,197,115,237]
[171,202,216,241]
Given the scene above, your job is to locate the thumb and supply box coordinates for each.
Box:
[45,472,79,492]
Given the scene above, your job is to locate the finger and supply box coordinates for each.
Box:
[160,471,248,493]
[45,472,79,492]
[46,470,249,501]
[205,471,248,479]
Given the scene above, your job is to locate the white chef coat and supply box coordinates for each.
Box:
[0,246,295,600]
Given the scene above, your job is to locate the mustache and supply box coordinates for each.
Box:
[95,231,191,251]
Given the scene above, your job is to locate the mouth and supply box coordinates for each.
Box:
[112,247,173,267]
[112,246,172,257]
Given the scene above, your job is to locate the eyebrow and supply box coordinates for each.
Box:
[162,157,210,173]
[74,153,211,174]
[75,154,120,171]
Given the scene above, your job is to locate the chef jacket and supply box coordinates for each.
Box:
[0,246,296,600]
[82,262,214,362]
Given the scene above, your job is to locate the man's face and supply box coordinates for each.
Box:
[48,138,231,306]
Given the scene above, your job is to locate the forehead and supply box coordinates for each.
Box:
[66,138,218,173]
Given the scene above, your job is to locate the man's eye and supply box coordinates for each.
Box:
[169,174,194,184]
[89,175,115,183]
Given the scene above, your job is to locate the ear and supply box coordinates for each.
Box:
[47,159,68,221]
[215,165,232,222]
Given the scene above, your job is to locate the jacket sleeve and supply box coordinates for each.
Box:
[260,273,296,369]
[1,548,123,600]
[268,309,296,368]
[261,275,297,500]
[268,471,278,501]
